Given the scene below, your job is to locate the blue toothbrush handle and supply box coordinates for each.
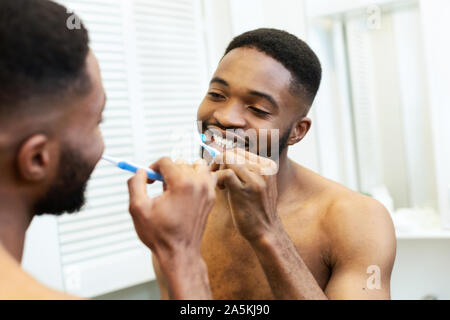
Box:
[199,133,221,158]
[118,161,164,182]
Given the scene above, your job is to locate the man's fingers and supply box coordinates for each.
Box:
[240,148,278,175]
[211,151,259,173]
[127,169,150,215]
[211,149,278,176]
[226,163,262,186]
[193,158,208,171]
[127,169,148,199]
[194,159,212,179]
[175,158,189,166]
[233,147,277,169]
[149,157,181,186]
[210,152,240,172]
[210,157,221,172]
[194,158,218,189]
[215,168,242,190]
[211,149,258,169]
[210,171,218,187]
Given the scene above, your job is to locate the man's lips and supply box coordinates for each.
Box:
[206,127,247,144]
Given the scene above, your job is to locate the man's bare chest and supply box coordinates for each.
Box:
[200,201,331,299]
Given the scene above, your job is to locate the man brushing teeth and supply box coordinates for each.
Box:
[202,127,280,158]
[154,28,396,300]
[203,129,246,153]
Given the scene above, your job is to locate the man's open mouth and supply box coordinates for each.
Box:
[210,133,237,150]
[204,131,249,152]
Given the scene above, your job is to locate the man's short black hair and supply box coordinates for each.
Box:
[225,28,322,114]
[0,0,90,117]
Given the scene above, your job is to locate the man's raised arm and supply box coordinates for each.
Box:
[127,158,217,300]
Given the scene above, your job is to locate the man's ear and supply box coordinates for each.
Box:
[287,117,312,146]
[16,134,54,182]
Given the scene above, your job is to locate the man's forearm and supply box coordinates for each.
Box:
[158,252,212,300]
[250,226,328,300]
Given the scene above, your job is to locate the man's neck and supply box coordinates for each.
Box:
[0,188,33,262]
[275,151,297,197]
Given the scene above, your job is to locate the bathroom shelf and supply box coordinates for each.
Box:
[396,229,450,239]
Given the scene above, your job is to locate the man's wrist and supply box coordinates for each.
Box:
[247,218,287,249]
[156,247,204,274]
[249,223,290,253]
[156,249,211,299]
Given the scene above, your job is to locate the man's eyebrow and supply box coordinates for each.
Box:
[209,77,279,109]
[248,90,279,109]
[210,77,229,87]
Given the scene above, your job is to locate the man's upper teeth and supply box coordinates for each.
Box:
[213,134,237,148]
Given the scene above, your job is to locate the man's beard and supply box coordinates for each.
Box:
[278,125,291,156]
[33,145,94,216]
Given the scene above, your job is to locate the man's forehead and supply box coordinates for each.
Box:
[214,47,292,93]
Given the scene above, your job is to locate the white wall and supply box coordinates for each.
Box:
[419,0,450,228]
[370,11,411,208]
[308,19,360,189]
[393,6,437,209]
[306,0,414,17]
[392,240,450,299]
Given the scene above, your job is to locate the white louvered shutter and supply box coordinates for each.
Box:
[22,0,207,297]
[132,0,208,196]
[344,16,382,194]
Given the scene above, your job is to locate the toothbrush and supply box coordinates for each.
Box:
[101,155,164,182]
[199,133,222,158]
[102,135,218,181]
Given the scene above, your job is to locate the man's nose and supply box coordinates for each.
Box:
[212,102,246,128]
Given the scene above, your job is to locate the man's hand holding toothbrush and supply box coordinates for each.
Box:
[127,157,217,300]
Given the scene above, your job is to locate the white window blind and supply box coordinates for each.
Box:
[133,0,208,196]
[23,0,208,298]
[344,16,382,194]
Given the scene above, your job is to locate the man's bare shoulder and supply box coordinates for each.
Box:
[0,245,80,300]
[323,189,396,248]
[293,163,396,261]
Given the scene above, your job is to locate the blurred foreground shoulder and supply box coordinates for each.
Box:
[0,245,81,300]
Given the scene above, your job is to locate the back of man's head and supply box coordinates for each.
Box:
[0,0,90,119]
[0,0,106,216]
